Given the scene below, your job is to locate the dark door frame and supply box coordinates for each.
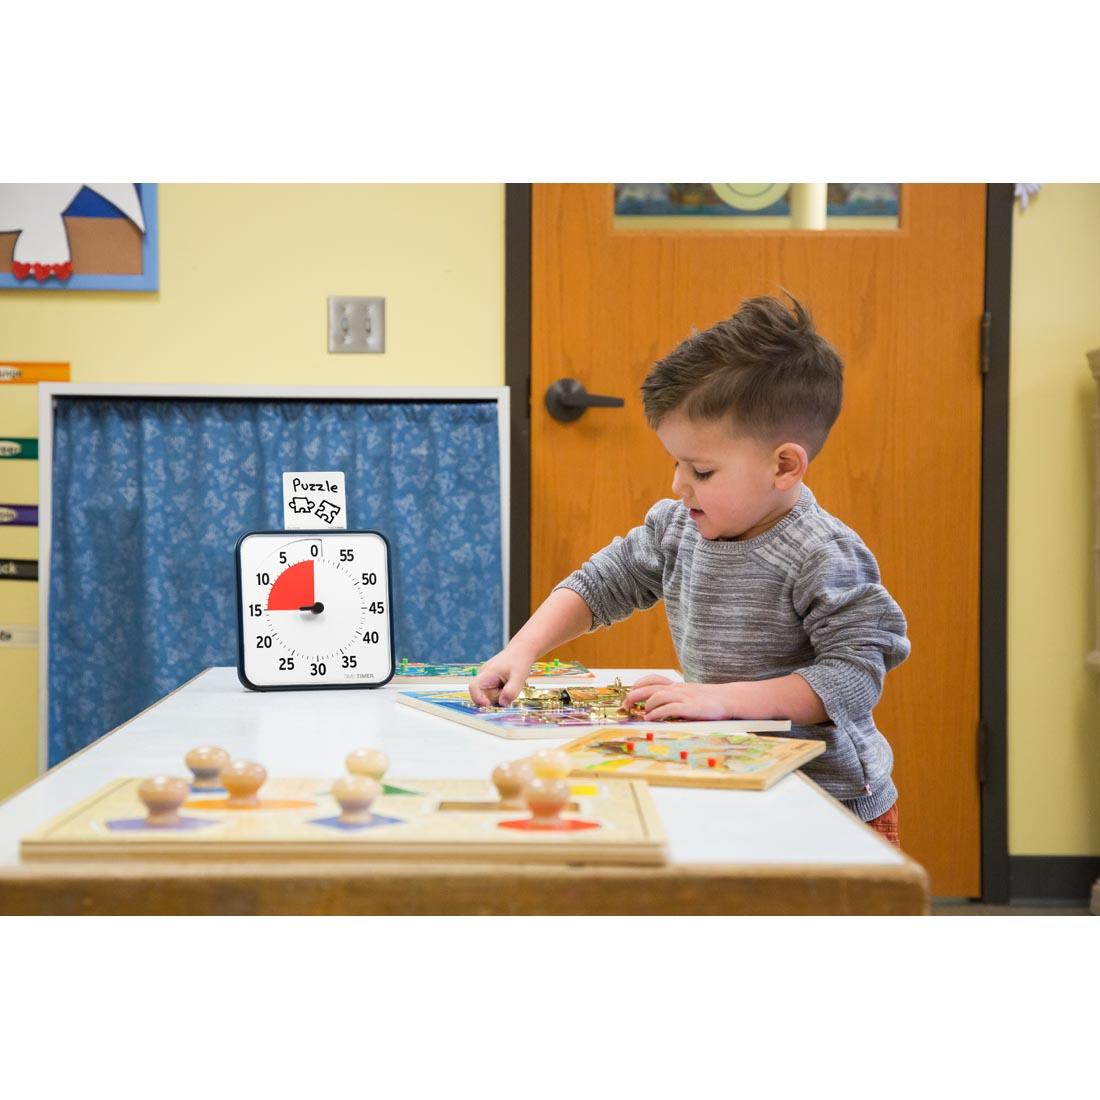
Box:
[505,182,1013,904]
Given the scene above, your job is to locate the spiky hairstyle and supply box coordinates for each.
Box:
[641,293,843,458]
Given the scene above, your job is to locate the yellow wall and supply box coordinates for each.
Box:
[0,184,504,798]
[1009,183,1100,855]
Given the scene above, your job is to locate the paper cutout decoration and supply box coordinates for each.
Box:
[0,185,158,291]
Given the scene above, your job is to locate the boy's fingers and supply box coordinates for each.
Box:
[499,670,527,707]
[644,703,680,721]
[624,685,660,707]
[629,674,673,690]
[641,688,675,711]
[469,672,504,706]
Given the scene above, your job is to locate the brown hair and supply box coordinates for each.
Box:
[641,293,843,458]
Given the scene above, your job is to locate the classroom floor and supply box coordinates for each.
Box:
[931,900,1093,916]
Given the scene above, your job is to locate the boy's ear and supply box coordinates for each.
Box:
[773,441,808,489]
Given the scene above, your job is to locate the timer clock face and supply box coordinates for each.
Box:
[235,530,395,690]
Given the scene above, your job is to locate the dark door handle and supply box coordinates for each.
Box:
[544,378,625,422]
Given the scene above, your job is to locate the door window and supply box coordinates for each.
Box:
[613,183,900,231]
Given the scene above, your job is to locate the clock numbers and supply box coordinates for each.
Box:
[237,530,393,690]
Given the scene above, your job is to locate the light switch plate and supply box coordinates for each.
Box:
[328,296,385,353]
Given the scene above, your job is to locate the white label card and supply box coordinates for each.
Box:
[282,471,348,530]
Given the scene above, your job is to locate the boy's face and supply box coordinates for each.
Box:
[655,409,796,541]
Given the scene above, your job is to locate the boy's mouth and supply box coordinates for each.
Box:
[687,506,704,519]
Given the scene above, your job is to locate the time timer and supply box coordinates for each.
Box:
[235,530,395,691]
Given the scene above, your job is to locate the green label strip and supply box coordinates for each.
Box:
[0,438,38,460]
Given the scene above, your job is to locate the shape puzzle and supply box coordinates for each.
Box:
[396,680,792,741]
[391,658,594,683]
[557,729,826,791]
[20,777,666,865]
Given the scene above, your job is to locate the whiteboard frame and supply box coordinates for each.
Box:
[37,383,511,774]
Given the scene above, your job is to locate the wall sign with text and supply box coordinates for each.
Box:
[0,504,37,526]
[0,559,38,581]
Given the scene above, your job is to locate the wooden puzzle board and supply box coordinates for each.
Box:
[20,778,667,866]
[391,659,594,684]
[558,729,826,790]
[396,688,793,741]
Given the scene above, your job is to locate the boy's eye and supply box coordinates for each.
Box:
[693,469,714,480]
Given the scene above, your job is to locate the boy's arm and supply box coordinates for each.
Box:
[789,537,911,730]
[554,502,671,629]
[624,673,828,723]
[468,588,593,706]
[624,536,909,724]
[471,502,672,707]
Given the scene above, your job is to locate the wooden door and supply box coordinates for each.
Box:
[530,184,984,898]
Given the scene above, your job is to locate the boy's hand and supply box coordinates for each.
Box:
[624,680,734,721]
[623,674,677,707]
[469,651,535,708]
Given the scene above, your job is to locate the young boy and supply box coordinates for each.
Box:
[470,294,910,843]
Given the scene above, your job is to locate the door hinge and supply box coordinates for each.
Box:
[980,312,992,375]
[977,718,989,784]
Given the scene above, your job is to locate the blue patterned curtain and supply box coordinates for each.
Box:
[48,398,503,764]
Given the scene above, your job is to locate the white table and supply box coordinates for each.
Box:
[0,668,928,914]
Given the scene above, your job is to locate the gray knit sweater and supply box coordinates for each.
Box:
[555,484,910,821]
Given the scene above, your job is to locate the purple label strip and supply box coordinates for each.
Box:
[0,504,37,527]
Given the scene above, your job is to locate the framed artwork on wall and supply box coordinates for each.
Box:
[0,183,158,291]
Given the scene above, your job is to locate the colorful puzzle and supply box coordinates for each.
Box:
[20,776,666,866]
[396,680,793,741]
[392,658,594,683]
[557,729,826,790]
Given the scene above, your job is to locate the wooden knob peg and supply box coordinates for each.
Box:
[346,748,390,781]
[530,749,571,781]
[524,777,571,825]
[138,776,190,827]
[185,745,230,789]
[332,775,381,825]
[492,759,534,810]
[220,760,267,808]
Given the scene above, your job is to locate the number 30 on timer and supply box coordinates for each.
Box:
[235,530,396,690]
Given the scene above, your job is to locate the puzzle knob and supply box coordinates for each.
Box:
[185,745,230,789]
[220,760,267,807]
[492,759,534,810]
[346,747,389,781]
[530,749,571,781]
[138,776,190,827]
[524,777,571,826]
[332,775,381,825]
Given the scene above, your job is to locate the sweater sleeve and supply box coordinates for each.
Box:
[553,501,670,629]
[791,537,911,729]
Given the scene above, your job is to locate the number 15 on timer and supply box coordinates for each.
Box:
[235,531,396,690]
